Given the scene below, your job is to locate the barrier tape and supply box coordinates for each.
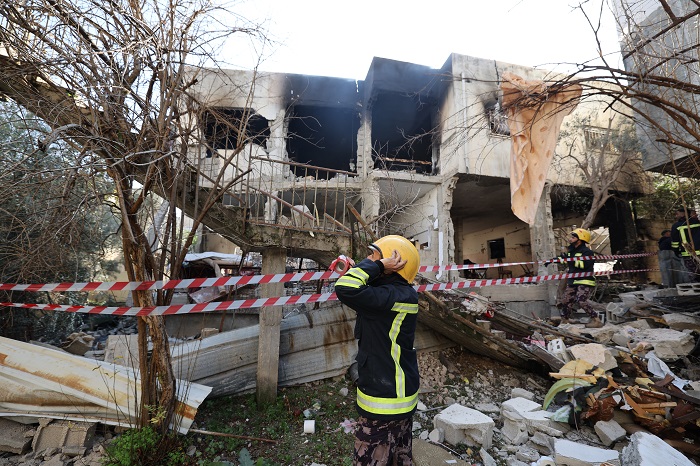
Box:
[0,252,657,293]
[0,268,653,316]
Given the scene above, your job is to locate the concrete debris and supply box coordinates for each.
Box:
[432,403,495,449]
[568,343,618,371]
[620,431,694,466]
[552,438,620,466]
[594,419,627,446]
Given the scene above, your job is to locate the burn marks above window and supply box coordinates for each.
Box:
[370,91,436,174]
[202,108,270,153]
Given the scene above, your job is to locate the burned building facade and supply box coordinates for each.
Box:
[188,53,649,313]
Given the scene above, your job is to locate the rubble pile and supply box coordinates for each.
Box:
[409,290,700,465]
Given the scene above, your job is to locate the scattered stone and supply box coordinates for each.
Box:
[501,397,541,416]
[515,444,540,463]
[474,403,500,414]
[594,420,627,446]
[433,404,495,449]
[0,418,34,454]
[506,457,530,466]
[428,428,444,443]
[480,447,497,466]
[412,421,422,432]
[510,388,535,400]
[620,431,693,466]
[553,438,620,466]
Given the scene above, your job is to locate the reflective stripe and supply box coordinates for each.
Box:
[574,253,584,269]
[335,275,363,288]
[391,302,418,314]
[573,279,596,286]
[336,267,370,288]
[357,388,418,415]
[389,312,407,397]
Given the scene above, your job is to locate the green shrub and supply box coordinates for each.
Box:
[103,426,189,466]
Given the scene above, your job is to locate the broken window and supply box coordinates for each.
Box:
[202,108,270,155]
[287,105,360,177]
[583,126,619,154]
[370,91,435,174]
[487,103,510,136]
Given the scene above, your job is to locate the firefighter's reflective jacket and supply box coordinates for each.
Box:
[335,258,419,420]
[561,243,596,287]
[678,217,700,257]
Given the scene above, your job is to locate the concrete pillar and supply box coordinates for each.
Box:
[256,247,286,405]
[530,182,556,272]
[529,182,558,314]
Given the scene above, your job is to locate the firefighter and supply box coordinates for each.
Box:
[334,235,420,466]
[677,209,700,282]
[548,228,603,328]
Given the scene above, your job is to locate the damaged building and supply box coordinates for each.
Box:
[185,52,651,317]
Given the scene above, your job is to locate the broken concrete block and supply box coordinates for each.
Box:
[31,420,96,453]
[0,418,34,454]
[568,343,618,371]
[528,431,554,455]
[662,313,700,332]
[515,444,540,463]
[474,402,500,413]
[511,388,535,400]
[520,410,555,436]
[433,403,495,449]
[480,447,497,466]
[501,397,542,416]
[501,410,529,445]
[553,438,620,466]
[594,419,626,446]
[628,328,695,359]
[620,431,693,466]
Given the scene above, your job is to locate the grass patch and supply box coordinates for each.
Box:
[190,377,356,465]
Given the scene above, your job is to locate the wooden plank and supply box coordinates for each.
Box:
[257,247,286,404]
[417,290,540,369]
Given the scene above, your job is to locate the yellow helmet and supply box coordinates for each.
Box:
[571,228,591,243]
[370,235,421,283]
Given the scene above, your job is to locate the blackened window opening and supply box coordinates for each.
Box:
[202,109,270,155]
[371,91,435,174]
[287,105,360,178]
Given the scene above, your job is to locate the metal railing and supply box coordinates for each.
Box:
[198,149,358,236]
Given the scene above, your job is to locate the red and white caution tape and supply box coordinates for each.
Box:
[0,252,657,293]
[0,269,653,316]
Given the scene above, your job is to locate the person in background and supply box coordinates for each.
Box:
[547,228,603,328]
[334,235,420,466]
[677,209,700,282]
[658,229,685,288]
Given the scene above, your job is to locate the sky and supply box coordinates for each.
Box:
[225,0,623,80]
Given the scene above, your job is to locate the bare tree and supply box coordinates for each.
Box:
[0,0,267,432]
[554,112,648,229]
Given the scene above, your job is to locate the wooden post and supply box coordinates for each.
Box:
[256,247,286,406]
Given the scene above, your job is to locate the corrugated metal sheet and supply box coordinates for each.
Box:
[0,336,211,434]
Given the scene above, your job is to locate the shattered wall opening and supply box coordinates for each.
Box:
[370,91,436,174]
[286,105,360,177]
[202,108,270,154]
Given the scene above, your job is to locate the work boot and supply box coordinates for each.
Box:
[585,317,604,329]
